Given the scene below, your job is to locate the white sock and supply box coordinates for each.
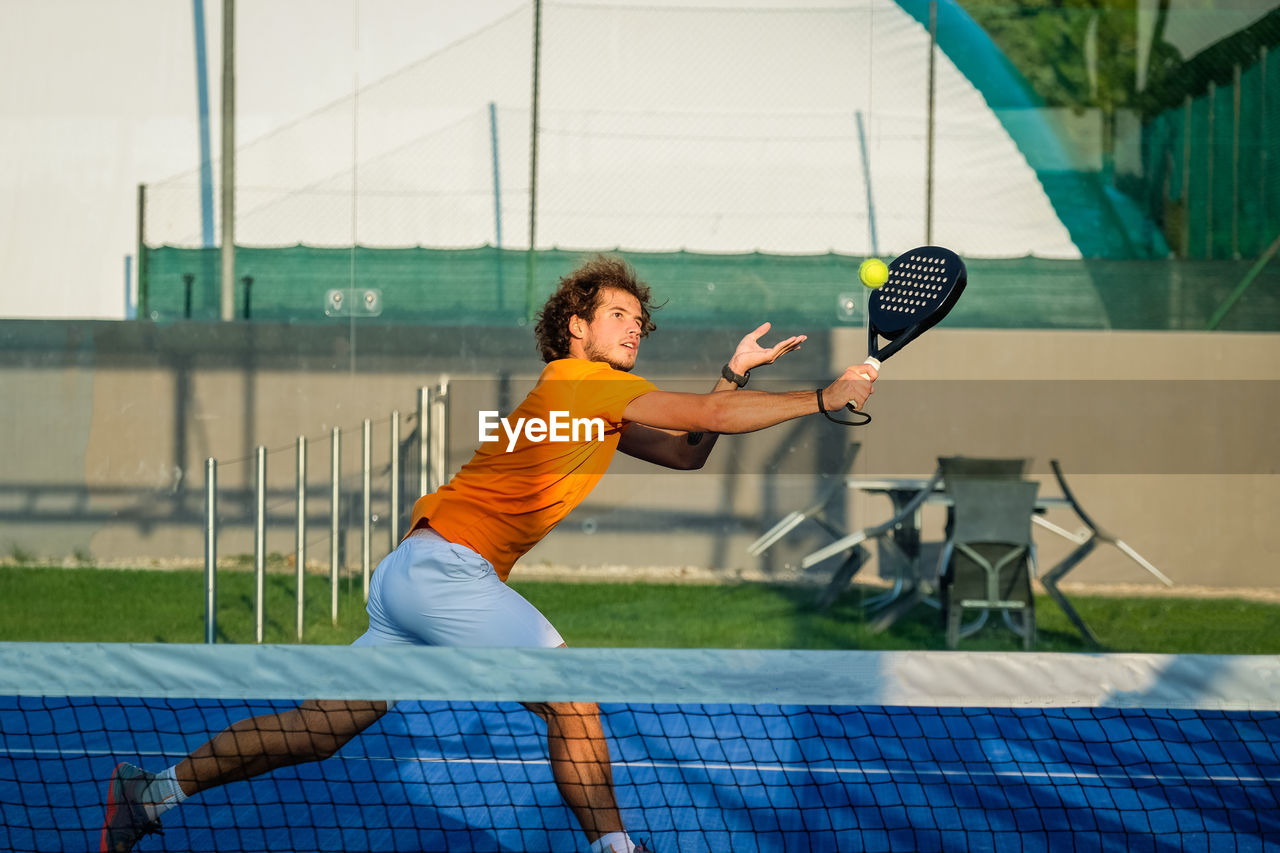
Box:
[588,831,635,853]
[139,766,188,821]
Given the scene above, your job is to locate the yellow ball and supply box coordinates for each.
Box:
[860,258,889,289]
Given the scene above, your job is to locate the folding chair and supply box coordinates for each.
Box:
[747,442,861,558]
[937,456,1029,481]
[1035,459,1173,645]
[938,478,1040,650]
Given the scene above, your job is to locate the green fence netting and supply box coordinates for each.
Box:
[1139,15,1278,260]
[140,245,1279,331]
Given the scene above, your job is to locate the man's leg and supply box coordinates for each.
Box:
[100,535,421,853]
[101,699,387,852]
[175,699,387,794]
[375,529,644,850]
[524,700,629,844]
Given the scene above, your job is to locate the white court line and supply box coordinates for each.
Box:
[5,748,1277,786]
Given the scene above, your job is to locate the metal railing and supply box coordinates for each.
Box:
[202,383,449,643]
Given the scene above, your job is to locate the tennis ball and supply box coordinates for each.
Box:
[859,258,889,289]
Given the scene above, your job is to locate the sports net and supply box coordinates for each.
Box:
[2,644,1277,852]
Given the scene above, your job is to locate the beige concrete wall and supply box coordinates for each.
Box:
[823,327,1280,591]
[1,321,1276,593]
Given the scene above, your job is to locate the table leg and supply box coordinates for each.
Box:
[863,498,924,616]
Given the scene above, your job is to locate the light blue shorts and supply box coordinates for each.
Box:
[353,526,564,649]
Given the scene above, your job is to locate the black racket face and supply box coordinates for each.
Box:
[867,246,966,361]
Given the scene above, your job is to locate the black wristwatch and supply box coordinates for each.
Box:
[721,363,750,388]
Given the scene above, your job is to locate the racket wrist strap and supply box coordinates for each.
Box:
[817,388,871,427]
[721,363,750,388]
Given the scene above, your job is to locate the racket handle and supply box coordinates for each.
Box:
[861,356,881,373]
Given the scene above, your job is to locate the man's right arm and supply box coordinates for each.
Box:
[620,364,877,435]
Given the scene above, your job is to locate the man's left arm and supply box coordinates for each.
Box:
[618,322,805,470]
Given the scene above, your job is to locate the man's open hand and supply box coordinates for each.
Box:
[728,322,807,375]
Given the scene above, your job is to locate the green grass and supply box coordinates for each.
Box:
[0,566,369,645]
[3,565,1278,654]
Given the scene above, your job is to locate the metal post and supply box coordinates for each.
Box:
[417,386,430,498]
[254,445,266,644]
[295,435,306,642]
[192,0,215,248]
[1206,80,1216,259]
[362,418,372,601]
[330,427,341,624]
[124,255,134,320]
[1181,95,1192,257]
[204,457,217,644]
[924,0,937,244]
[241,274,254,320]
[489,102,503,250]
[490,101,506,310]
[525,0,543,321]
[1205,231,1280,330]
[389,410,400,548]
[855,111,879,257]
[220,0,236,321]
[1262,47,1270,242]
[430,380,450,492]
[137,184,149,319]
[1231,63,1241,259]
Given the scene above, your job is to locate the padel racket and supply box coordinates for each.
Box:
[826,245,967,425]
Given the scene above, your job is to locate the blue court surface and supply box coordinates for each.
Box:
[1,696,1277,852]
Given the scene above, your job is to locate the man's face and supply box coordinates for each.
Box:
[578,288,644,371]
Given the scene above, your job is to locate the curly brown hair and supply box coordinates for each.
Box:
[533,255,659,363]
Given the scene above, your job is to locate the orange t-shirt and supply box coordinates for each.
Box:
[408,358,658,580]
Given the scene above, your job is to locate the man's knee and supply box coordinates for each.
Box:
[524,700,601,725]
[294,700,387,758]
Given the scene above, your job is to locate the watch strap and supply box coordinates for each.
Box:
[721,363,750,388]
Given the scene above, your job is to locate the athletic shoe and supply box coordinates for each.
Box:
[99,762,164,852]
